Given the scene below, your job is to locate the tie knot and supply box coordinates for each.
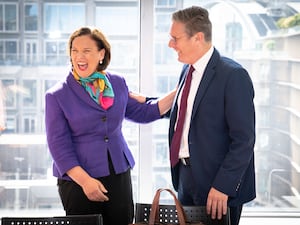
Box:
[190,65,195,72]
[185,65,194,84]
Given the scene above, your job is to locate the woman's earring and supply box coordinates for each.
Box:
[99,60,103,65]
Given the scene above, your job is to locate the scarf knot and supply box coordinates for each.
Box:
[74,71,114,110]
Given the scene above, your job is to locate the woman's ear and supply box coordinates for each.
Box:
[99,48,105,61]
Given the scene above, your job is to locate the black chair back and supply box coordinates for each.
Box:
[135,203,230,225]
[1,214,103,225]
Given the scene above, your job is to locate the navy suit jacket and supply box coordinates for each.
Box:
[169,48,256,206]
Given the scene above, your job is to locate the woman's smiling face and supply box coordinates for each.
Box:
[71,35,105,78]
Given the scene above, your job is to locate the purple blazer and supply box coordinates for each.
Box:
[45,71,161,180]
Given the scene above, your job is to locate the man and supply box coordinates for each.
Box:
[168,6,256,225]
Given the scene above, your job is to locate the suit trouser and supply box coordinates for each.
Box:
[177,162,243,225]
[57,155,134,225]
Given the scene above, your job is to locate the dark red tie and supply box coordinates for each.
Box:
[170,65,195,167]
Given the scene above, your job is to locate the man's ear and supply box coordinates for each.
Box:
[195,32,204,42]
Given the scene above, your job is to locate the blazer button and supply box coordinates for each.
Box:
[102,116,107,122]
[104,136,109,142]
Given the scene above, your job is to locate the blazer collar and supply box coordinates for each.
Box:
[191,48,220,120]
[66,71,106,111]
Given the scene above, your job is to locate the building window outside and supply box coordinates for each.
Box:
[155,13,173,32]
[1,79,16,109]
[5,40,18,64]
[95,6,138,36]
[109,40,139,69]
[22,80,37,108]
[44,80,59,93]
[154,41,177,65]
[23,116,36,133]
[0,40,2,62]
[0,3,17,32]
[25,40,38,65]
[45,40,68,66]
[225,22,242,54]
[155,0,177,8]
[25,3,38,32]
[0,40,18,65]
[0,4,2,31]
[44,3,85,33]
[4,116,16,134]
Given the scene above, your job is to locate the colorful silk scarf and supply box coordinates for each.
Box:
[73,71,114,110]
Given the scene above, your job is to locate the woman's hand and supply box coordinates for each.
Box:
[129,87,177,115]
[67,166,109,202]
[129,91,146,103]
[81,177,109,202]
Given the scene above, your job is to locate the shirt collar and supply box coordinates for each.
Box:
[192,46,214,75]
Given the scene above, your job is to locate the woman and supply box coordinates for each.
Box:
[45,27,175,225]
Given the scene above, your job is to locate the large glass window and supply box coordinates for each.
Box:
[0,0,141,216]
[0,0,300,222]
[151,0,300,214]
[95,5,138,36]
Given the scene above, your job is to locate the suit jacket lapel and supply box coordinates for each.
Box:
[191,49,220,120]
[169,49,220,139]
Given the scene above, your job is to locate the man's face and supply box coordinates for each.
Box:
[168,21,198,64]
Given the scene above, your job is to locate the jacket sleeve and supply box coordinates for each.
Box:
[125,95,161,123]
[212,67,255,197]
[45,90,80,177]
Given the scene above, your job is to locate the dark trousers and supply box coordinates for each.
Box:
[177,163,243,225]
[57,160,133,225]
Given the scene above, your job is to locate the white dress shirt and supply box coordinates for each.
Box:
[176,46,214,158]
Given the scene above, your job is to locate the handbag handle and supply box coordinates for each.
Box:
[149,188,187,225]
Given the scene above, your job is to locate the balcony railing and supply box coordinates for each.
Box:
[0,54,70,67]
